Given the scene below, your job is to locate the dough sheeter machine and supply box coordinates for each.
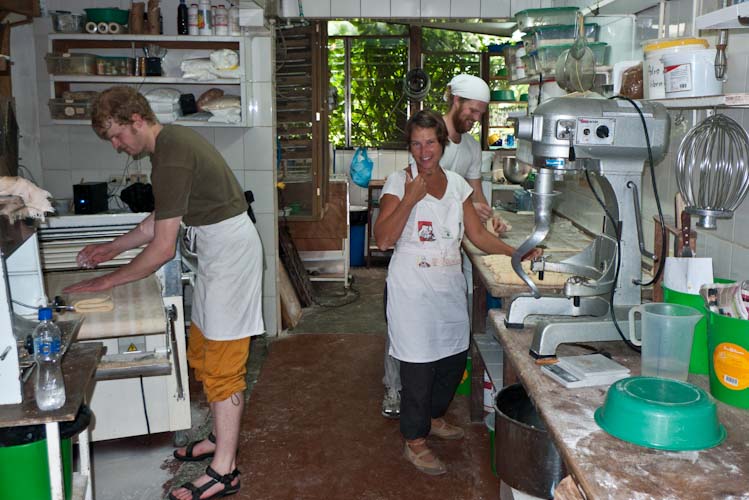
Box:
[33,213,191,442]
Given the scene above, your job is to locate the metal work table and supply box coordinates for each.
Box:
[490,309,749,499]
[0,342,103,500]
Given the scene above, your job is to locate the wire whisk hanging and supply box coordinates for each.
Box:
[675,113,749,229]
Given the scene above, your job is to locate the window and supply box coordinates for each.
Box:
[328,21,409,148]
[327,22,508,148]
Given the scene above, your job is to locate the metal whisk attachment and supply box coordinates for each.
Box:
[675,114,749,229]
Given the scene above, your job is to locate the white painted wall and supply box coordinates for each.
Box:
[13,0,280,335]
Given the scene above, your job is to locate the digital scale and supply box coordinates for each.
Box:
[541,354,630,388]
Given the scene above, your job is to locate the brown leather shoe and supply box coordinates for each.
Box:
[429,418,465,440]
[404,442,447,476]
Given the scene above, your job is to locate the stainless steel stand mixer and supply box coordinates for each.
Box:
[506,95,671,357]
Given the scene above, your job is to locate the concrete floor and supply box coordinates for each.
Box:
[88,266,496,499]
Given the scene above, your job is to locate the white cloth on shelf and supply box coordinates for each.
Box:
[0,176,54,220]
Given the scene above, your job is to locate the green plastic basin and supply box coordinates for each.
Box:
[84,8,130,25]
[594,377,726,451]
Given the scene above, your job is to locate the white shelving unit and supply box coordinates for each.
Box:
[649,93,749,109]
[47,34,252,127]
[696,2,749,30]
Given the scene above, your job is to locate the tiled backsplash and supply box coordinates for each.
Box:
[334,148,411,206]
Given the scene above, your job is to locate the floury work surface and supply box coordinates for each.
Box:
[91,267,497,499]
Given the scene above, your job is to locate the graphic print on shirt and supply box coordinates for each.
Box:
[418,221,436,241]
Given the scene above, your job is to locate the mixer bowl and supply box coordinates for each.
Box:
[502,157,532,184]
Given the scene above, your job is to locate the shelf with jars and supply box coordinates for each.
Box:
[45,34,252,127]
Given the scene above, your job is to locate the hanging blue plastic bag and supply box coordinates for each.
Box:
[350,147,373,188]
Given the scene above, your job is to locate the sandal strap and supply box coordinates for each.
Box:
[206,466,240,487]
[177,481,204,500]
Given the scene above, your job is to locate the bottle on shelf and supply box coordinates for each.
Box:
[178,0,189,35]
[188,3,199,35]
[211,5,218,34]
[229,5,240,36]
[214,4,229,36]
[198,0,212,36]
[33,307,66,411]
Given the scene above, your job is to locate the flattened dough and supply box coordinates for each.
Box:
[482,254,570,286]
[485,215,513,237]
[74,296,114,313]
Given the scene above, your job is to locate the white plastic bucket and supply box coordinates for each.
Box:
[643,38,708,99]
[662,48,723,98]
[512,47,526,81]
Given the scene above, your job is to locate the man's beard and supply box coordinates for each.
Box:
[452,109,472,134]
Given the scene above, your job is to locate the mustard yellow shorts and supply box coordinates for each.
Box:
[186,324,250,403]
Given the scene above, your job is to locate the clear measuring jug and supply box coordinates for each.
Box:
[628,302,702,381]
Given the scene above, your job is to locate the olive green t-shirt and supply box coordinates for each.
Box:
[150,125,248,226]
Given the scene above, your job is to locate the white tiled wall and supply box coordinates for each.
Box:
[333,148,411,207]
[13,2,280,335]
[551,0,749,283]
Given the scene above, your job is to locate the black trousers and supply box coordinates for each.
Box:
[399,349,469,440]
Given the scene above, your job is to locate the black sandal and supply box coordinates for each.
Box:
[168,466,241,500]
[173,432,216,462]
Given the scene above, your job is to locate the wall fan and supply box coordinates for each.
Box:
[403,68,431,102]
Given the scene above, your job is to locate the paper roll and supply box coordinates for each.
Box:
[108,22,121,34]
[130,2,145,34]
[85,21,98,34]
[97,22,109,34]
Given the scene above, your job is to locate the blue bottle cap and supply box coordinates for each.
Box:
[38,307,53,321]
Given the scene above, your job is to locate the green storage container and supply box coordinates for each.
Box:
[662,278,733,375]
[456,356,472,396]
[0,438,73,500]
[707,310,749,409]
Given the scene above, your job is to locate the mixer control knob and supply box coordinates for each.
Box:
[596,125,610,139]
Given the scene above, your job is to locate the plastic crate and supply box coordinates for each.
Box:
[45,53,97,75]
[515,7,579,32]
[95,56,134,76]
[534,42,608,73]
[521,24,599,53]
[48,98,94,120]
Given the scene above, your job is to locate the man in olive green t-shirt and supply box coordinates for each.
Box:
[65,86,263,500]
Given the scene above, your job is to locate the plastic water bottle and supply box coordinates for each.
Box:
[33,308,66,411]
[177,0,189,35]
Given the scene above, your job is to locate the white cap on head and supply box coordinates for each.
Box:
[444,74,490,103]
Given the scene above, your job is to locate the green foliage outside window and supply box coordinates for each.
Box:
[328,21,509,148]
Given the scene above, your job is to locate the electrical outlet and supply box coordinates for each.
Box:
[108,174,148,185]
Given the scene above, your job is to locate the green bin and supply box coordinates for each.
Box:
[707,310,749,409]
[0,438,73,500]
[0,405,91,500]
[662,278,733,375]
[456,356,472,396]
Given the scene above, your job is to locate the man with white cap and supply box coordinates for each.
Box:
[381,73,505,419]
[441,73,496,222]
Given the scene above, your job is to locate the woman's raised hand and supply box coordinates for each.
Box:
[404,170,428,206]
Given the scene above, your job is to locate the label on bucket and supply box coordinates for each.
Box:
[713,342,749,390]
[664,63,692,93]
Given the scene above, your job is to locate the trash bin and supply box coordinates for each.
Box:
[0,404,92,500]
[349,205,368,267]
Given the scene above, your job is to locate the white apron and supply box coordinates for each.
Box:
[190,212,265,340]
[386,165,469,363]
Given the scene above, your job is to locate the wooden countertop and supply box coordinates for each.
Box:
[490,309,749,499]
[0,342,103,427]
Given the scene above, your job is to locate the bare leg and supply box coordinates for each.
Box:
[169,392,244,500]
